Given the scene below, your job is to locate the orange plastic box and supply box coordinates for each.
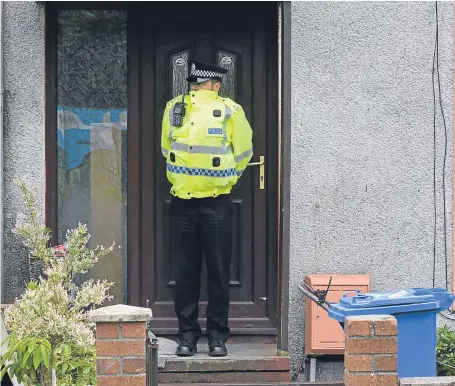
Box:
[304,274,370,355]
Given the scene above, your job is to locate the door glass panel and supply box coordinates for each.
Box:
[57,10,128,304]
[217,51,236,100]
[171,51,189,98]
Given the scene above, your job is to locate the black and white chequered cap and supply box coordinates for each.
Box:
[186,60,228,83]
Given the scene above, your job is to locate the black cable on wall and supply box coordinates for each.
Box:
[432,1,449,291]
[432,1,454,321]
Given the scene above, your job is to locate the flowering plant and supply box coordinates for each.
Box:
[0,181,116,385]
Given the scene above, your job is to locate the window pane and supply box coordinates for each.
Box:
[57,10,128,304]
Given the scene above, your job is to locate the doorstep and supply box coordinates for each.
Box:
[157,338,291,384]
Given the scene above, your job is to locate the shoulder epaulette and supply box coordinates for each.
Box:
[219,97,242,114]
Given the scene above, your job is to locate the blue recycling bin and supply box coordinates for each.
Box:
[328,288,454,378]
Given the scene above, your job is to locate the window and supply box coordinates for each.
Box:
[56,10,128,303]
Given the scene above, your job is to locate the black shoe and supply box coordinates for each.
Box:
[208,338,227,357]
[176,340,197,356]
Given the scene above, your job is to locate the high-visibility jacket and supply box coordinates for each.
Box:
[161,89,253,199]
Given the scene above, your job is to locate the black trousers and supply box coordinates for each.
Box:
[171,194,233,343]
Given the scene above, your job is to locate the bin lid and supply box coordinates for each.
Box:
[339,288,453,309]
[328,288,454,322]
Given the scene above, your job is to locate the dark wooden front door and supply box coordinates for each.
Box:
[138,2,278,335]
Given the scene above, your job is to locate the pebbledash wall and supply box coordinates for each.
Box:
[2,1,46,301]
[289,1,454,381]
[1,1,454,383]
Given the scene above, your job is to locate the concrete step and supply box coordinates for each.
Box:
[158,383,344,386]
[163,357,290,372]
[157,339,291,384]
[158,371,291,384]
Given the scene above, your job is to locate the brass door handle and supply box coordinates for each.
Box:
[247,156,265,190]
[248,160,264,166]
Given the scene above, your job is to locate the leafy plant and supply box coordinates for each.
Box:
[0,181,116,385]
[436,324,455,376]
[53,343,97,386]
[0,337,51,384]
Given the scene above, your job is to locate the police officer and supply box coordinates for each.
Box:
[161,60,253,357]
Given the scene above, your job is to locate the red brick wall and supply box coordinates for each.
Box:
[95,321,147,386]
[344,315,398,386]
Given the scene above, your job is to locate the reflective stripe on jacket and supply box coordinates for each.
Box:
[161,89,253,199]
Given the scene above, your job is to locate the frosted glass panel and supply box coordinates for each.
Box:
[217,51,236,100]
[57,10,128,304]
[172,51,189,98]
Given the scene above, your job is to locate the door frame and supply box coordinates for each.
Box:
[278,1,292,354]
[44,0,292,351]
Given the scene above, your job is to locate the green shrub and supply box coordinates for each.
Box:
[0,181,116,385]
[436,324,455,376]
